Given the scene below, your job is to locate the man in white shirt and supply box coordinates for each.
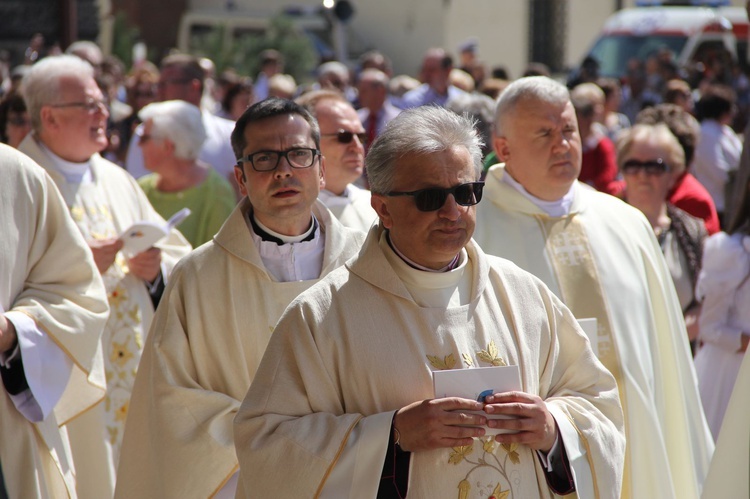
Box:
[125,54,236,189]
[692,84,742,223]
[297,90,378,231]
[115,98,365,499]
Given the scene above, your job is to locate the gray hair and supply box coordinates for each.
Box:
[20,55,95,132]
[494,76,570,136]
[616,123,685,175]
[138,100,206,160]
[366,106,483,194]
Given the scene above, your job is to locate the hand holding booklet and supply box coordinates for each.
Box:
[433,365,522,435]
[118,208,191,258]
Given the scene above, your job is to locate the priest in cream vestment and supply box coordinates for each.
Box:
[115,98,365,498]
[19,54,191,496]
[234,106,625,498]
[298,90,378,232]
[0,144,109,498]
[472,76,713,499]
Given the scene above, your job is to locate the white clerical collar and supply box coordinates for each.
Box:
[379,230,471,307]
[252,214,316,244]
[502,168,576,217]
[40,142,93,184]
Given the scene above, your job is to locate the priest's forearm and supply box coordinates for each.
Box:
[0,315,17,354]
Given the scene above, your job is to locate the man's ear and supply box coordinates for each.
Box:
[318,155,326,189]
[40,106,57,131]
[493,135,510,162]
[371,194,393,229]
[233,164,248,197]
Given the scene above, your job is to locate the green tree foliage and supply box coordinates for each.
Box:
[190,14,318,82]
[110,11,141,68]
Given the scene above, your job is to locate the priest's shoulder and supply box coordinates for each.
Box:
[1,143,49,182]
[579,183,653,229]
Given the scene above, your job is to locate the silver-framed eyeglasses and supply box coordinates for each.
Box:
[48,99,107,114]
[238,147,320,172]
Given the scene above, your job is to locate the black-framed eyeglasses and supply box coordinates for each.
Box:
[386,181,485,212]
[48,99,107,114]
[321,129,367,145]
[238,147,320,172]
[621,158,670,176]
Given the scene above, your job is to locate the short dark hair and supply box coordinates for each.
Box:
[695,84,735,121]
[230,97,320,160]
[160,54,205,91]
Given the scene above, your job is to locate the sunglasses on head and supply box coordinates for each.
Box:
[322,129,367,144]
[621,158,670,176]
[385,181,485,212]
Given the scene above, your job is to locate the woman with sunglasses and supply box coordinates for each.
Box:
[617,123,707,352]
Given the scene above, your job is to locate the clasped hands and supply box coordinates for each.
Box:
[393,391,557,454]
[88,238,161,282]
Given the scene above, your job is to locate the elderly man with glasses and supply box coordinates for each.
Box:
[115,98,365,499]
[233,106,625,498]
[473,76,714,498]
[17,54,191,498]
[297,89,378,232]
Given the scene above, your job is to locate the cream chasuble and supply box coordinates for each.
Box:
[234,224,624,499]
[0,146,109,498]
[114,199,365,499]
[473,164,714,499]
[19,135,192,492]
[701,351,750,498]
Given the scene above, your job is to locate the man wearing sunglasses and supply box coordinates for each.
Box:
[297,90,378,232]
[474,76,714,499]
[115,98,365,499]
[234,106,624,498]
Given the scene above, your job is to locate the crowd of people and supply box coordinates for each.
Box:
[0,23,749,499]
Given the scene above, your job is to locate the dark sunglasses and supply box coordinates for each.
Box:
[322,129,367,144]
[386,181,484,212]
[621,158,670,176]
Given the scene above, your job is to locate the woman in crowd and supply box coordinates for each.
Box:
[0,90,31,148]
[694,141,750,440]
[617,123,707,349]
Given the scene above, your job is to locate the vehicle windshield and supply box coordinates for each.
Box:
[589,34,688,78]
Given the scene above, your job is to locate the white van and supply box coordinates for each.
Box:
[577,5,749,79]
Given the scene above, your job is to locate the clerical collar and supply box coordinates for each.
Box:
[502,168,576,217]
[386,232,461,272]
[40,142,93,184]
[250,214,317,245]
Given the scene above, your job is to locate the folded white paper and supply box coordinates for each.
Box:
[119,208,191,258]
[433,365,522,435]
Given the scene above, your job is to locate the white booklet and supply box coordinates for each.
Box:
[433,365,522,435]
[119,208,191,258]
